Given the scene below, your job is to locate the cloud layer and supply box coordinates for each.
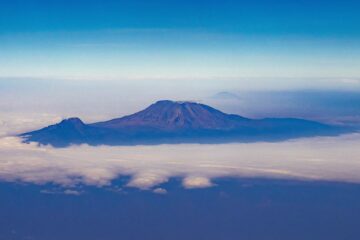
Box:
[0,133,360,190]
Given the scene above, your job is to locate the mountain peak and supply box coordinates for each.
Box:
[51,117,87,133]
[60,117,84,125]
[93,100,246,130]
[58,117,85,128]
[153,100,199,106]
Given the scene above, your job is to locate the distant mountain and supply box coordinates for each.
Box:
[211,91,241,100]
[20,100,350,147]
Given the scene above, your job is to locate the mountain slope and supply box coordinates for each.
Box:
[20,100,349,147]
[92,100,250,130]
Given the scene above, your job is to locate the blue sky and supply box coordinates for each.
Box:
[1,0,360,87]
[2,0,360,36]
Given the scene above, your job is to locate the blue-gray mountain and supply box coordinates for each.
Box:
[20,100,350,147]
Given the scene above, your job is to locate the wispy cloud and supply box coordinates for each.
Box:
[340,78,360,85]
[40,188,83,195]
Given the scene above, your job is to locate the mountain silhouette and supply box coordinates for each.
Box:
[20,100,349,147]
[92,100,250,130]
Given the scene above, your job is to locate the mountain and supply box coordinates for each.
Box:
[20,100,350,147]
[92,100,250,130]
[211,91,241,100]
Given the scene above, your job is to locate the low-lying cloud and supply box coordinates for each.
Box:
[0,133,360,190]
[2,80,360,191]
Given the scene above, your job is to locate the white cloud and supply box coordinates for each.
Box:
[153,188,167,194]
[183,176,213,189]
[127,171,169,189]
[0,133,360,190]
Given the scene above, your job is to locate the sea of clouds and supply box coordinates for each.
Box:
[0,130,360,190]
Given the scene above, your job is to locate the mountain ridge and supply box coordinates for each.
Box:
[91,100,250,130]
[20,100,350,147]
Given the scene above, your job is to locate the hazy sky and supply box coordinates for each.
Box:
[1,78,360,130]
[1,0,360,88]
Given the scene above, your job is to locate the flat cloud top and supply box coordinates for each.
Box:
[0,133,360,190]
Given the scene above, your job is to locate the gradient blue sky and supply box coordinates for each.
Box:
[1,0,360,88]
